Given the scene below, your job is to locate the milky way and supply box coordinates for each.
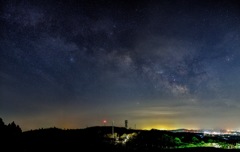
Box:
[1,0,240,131]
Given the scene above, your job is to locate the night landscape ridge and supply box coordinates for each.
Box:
[2,117,240,152]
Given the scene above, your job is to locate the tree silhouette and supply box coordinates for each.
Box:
[7,121,22,135]
[0,118,4,126]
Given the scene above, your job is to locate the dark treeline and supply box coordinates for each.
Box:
[1,117,240,152]
[0,118,22,150]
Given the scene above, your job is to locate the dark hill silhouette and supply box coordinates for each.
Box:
[1,117,240,152]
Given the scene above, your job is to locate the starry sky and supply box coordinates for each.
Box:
[1,0,240,131]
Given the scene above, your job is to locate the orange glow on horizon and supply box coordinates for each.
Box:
[141,124,201,131]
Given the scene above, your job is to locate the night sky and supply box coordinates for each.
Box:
[1,0,240,131]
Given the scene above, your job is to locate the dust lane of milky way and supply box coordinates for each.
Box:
[1,0,240,131]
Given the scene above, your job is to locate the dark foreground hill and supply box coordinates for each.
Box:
[1,118,240,152]
[10,127,240,152]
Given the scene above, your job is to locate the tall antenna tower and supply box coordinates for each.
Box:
[125,120,128,129]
